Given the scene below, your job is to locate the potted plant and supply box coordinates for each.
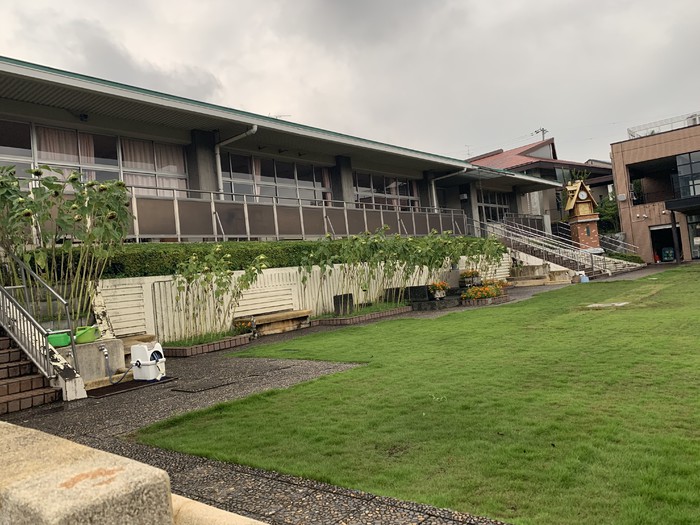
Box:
[459,269,480,288]
[428,281,449,300]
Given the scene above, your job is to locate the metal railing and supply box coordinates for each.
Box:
[0,254,77,376]
[478,219,642,275]
[553,221,639,256]
[127,186,471,242]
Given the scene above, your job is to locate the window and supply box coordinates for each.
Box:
[36,126,78,164]
[353,171,419,209]
[676,150,700,198]
[0,120,186,196]
[121,138,187,196]
[477,189,511,223]
[79,133,118,167]
[220,153,332,205]
[0,120,31,158]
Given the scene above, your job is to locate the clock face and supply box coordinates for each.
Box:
[578,190,588,200]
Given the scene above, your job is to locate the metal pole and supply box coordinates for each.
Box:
[670,211,682,264]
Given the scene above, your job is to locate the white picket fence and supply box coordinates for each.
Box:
[98,253,511,342]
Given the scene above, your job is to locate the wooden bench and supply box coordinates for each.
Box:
[235,287,311,336]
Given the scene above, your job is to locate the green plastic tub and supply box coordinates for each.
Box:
[47,332,71,348]
[74,326,100,344]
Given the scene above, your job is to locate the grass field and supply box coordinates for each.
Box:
[138,266,700,525]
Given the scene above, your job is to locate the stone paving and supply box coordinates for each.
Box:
[1,277,657,525]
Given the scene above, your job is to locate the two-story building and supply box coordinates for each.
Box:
[0,56,559,242]
[611,112,700,263]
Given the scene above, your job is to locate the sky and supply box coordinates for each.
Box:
[1,0,699,163]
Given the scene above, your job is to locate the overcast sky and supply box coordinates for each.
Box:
[2,0,699,163]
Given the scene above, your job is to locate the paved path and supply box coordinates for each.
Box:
[1,274,660,524]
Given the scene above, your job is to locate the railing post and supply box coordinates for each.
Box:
[298,199,306,240]
[173,190,182,242]
[210,193,218,241]
[131,191,140,243]
[272,198,280,240]
[344,202,350,236]
[243,195,251,241]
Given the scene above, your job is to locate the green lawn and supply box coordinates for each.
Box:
[138,266,700,525]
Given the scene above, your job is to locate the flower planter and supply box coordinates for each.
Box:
[460,294,510,307]
[432,290,446,300]
[162,333,252,358]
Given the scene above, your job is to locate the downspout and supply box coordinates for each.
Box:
[215,125,258,194]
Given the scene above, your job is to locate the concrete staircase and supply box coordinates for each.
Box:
[0,329,61,415]
[487,221,644,279]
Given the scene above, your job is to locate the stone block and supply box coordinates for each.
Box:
[0,421,173,525]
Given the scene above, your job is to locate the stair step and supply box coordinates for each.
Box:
[0,359,36,380]
[0,336,16,350]
[0,374,51,397]
[0,387,62,415]
[0,348,24,365]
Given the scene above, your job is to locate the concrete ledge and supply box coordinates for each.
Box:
[0,421,172,525]
[172,494,268,525]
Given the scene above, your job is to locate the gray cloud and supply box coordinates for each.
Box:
[2,0,700,162]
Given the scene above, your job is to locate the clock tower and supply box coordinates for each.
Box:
[564,180,601,250]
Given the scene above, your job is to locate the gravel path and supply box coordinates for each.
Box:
[2,281,619,525]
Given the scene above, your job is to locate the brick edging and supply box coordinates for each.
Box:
[163,334,252,358]
[460,294,510,307]
[310,306,414,326]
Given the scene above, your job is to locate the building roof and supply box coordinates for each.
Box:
[0,55,561,191]
[469,138,608,173]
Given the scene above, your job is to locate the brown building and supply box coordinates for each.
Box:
[611,112,700,263]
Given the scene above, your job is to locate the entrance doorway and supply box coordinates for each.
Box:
[649,225,682,262]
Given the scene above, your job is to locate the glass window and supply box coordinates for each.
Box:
[79,133,118,166]
[83,169,119,182]
[122,138,155,171]
[277,185,297,202]
[275,161,295,184]
[124,172,157,196]
[678,164,692,176]
[297,164,315,187]
[234,182,254,197]
[155,143,186,174]
[0,120,32,158]
[36,126,78,164]
[298,188,317,205]
[677,154,690,166]
[354,172,372,192]
[230,154,252,180]
[691,151,700,163]
[157,175,187,198]
[257,184,275,203]
[258,158,275,183]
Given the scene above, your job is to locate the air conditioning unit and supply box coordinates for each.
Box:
[131,343,166,381]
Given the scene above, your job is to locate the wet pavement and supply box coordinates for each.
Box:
[1,275,657,524]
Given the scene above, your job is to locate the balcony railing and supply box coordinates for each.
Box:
[127,186,473,241]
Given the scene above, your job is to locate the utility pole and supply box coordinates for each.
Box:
[533,127,548,141]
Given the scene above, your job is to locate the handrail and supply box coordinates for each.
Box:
[2,253,78,374]
[0,283,58,378]
[553,221,639,255]
[470,217,642,275]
